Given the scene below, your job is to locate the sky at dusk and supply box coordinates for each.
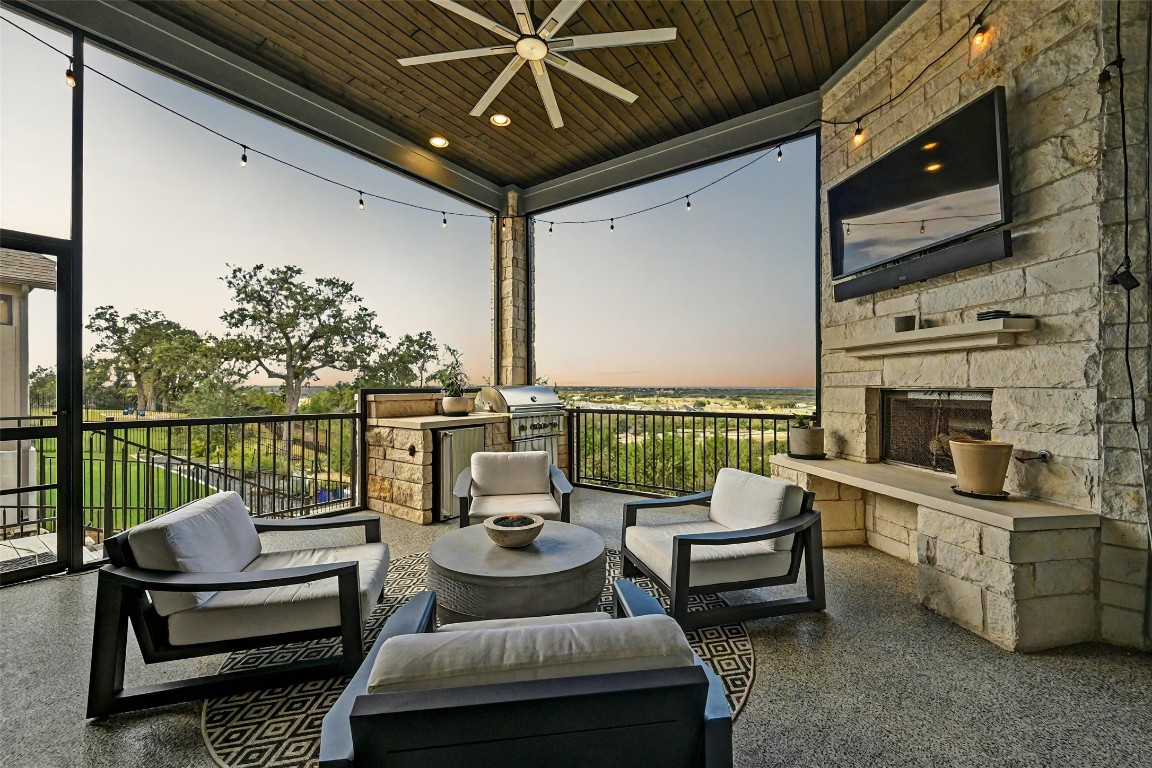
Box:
[1,10,815,390]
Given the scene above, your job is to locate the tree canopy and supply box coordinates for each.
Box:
[219,264,387,415]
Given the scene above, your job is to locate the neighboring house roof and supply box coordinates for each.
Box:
[0,248,57,291]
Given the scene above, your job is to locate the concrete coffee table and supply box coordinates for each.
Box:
[427,521,607,624]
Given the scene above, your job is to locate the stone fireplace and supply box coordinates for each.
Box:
[881,390,993,473]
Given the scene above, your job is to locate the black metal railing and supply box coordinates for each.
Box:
[1,413,358,551]
[567,408,797,495]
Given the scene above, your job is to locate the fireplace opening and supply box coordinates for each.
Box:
[881,390,993,473]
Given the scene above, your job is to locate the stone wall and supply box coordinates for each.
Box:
[496,189,530,385]
[820,0,1150,648]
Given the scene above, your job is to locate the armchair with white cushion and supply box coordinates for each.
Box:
[622,468,824,629]
[87,491,390,718]
[452,450,572,527]
[319,580,732,768]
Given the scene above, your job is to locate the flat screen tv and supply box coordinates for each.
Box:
[829,87,1011,286]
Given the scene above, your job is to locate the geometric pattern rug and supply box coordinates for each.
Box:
[202,549,755,768]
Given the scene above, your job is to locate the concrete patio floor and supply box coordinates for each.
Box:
[2,487,1150,767]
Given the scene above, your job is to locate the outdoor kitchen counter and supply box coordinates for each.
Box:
[367,413,510,429]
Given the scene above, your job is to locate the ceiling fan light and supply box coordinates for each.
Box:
[490,114,512,127]
[429,136,450,148]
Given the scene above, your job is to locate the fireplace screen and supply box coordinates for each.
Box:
[882,390,993,473]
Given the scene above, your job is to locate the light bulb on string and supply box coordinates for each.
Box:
[442,212,448,229]
[502,216,508,232]
[845,223,851,236]
[777,147,783,162]
[240,145,247,167]
[548,222,553,236]
[920,221,926,234]
[610,218,615,232]
[358,191,365,210]
[685,196,691,212]
[853,122,865,145]
[65,59,77,88]
[972,18,989,46]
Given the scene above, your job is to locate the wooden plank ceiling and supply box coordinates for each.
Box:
[136,1,907,189]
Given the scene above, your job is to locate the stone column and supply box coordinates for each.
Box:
[495,187,530,385]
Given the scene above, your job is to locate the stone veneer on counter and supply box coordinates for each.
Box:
[811,0,1149,649]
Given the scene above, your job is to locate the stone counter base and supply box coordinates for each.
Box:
[772,464,1099,652]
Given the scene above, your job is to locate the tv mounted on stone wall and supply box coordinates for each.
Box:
[828,86,1013,302]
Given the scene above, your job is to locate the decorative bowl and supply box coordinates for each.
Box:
[482,514,545,548]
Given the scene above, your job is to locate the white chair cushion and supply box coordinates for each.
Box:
[366,614,692,695]
[468,493,561,520]
[625,520,793,588]
[709,469,805,551]
[127,491,261,616]
[166,542,389,646]
[471,451,550,496]
[438,613,611,633]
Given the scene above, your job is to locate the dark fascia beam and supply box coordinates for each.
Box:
[519,91,821,214]
[6,0,506,211]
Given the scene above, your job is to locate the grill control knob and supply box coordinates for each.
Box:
[519,424,527,432]
[550,421,558,428]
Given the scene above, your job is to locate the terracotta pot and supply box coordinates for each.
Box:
[789,426,825,457]
[483,514,545,548]
[950,439,1014,495]
[441,396,471,416]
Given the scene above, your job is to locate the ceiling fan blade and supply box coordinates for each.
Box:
[548,28,677,52]
[470,56,527,116]
[398,45,516,66]
[546,54,638,103]
[536,0,584,41]
[429,0,519,42]
[509,0,535,36]
[529,59,564,129]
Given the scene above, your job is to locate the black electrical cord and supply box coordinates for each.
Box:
[1104,0,1152,641]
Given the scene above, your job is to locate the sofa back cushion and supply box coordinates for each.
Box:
[708,469,805,551]
[127,491,261,616]
[470,451,550,497]
[366,614,693,694]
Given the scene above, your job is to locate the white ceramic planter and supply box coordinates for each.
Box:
[789,426,825,458]
[441,396,471,416]
[950,439,1014,495]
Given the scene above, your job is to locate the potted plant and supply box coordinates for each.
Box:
[788,414,825,459]
[437,350,471,416]
[949,437,1014,496]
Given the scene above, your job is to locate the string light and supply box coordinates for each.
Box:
[240,145,247,167]
[845,223,851,236]
[972,18,989,46]
[777,147,783,162]
[64,58,76,88]
[502,216,508,231]
[548,222,553,236]
[610,218,615,232]
[920,221,926,234]
[358,191,365,210]
[442,212,448,228]
[685,196,691,212]
[853,121,865,145]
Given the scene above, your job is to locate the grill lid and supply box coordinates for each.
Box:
[475,385,562,413]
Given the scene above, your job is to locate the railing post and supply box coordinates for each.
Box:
[103,426,113,542]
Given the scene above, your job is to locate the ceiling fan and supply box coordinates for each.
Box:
[398,0,677,129]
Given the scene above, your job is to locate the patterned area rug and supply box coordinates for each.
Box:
[202,549,755,768]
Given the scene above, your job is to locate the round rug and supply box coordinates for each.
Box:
[202,549,755,768]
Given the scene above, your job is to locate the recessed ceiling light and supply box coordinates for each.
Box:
[922,141,939,150]
[429,136,449,148]
[925,163,943,172]
[490,114,512,127]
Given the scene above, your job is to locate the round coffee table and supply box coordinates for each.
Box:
[427,521,607,624]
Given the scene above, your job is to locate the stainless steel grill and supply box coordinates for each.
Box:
[475,386,565,463]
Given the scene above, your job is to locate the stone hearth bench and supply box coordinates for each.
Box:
[770,456,1100,652]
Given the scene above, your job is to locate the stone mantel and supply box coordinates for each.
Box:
[771,456,1098,531]
[823,318,1038,358]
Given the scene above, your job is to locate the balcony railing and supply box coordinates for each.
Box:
[567,407,796,495]
[1,413,358,551]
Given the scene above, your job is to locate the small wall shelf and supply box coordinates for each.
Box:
[825,318,1038,358]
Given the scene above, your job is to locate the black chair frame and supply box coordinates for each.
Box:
[319,579,732,768]
[621,490,825,629]
[452,464,573,527]
[87,514,383,719]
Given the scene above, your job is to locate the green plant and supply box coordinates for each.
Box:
[436,347,468,397]
[792,414,817,429]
